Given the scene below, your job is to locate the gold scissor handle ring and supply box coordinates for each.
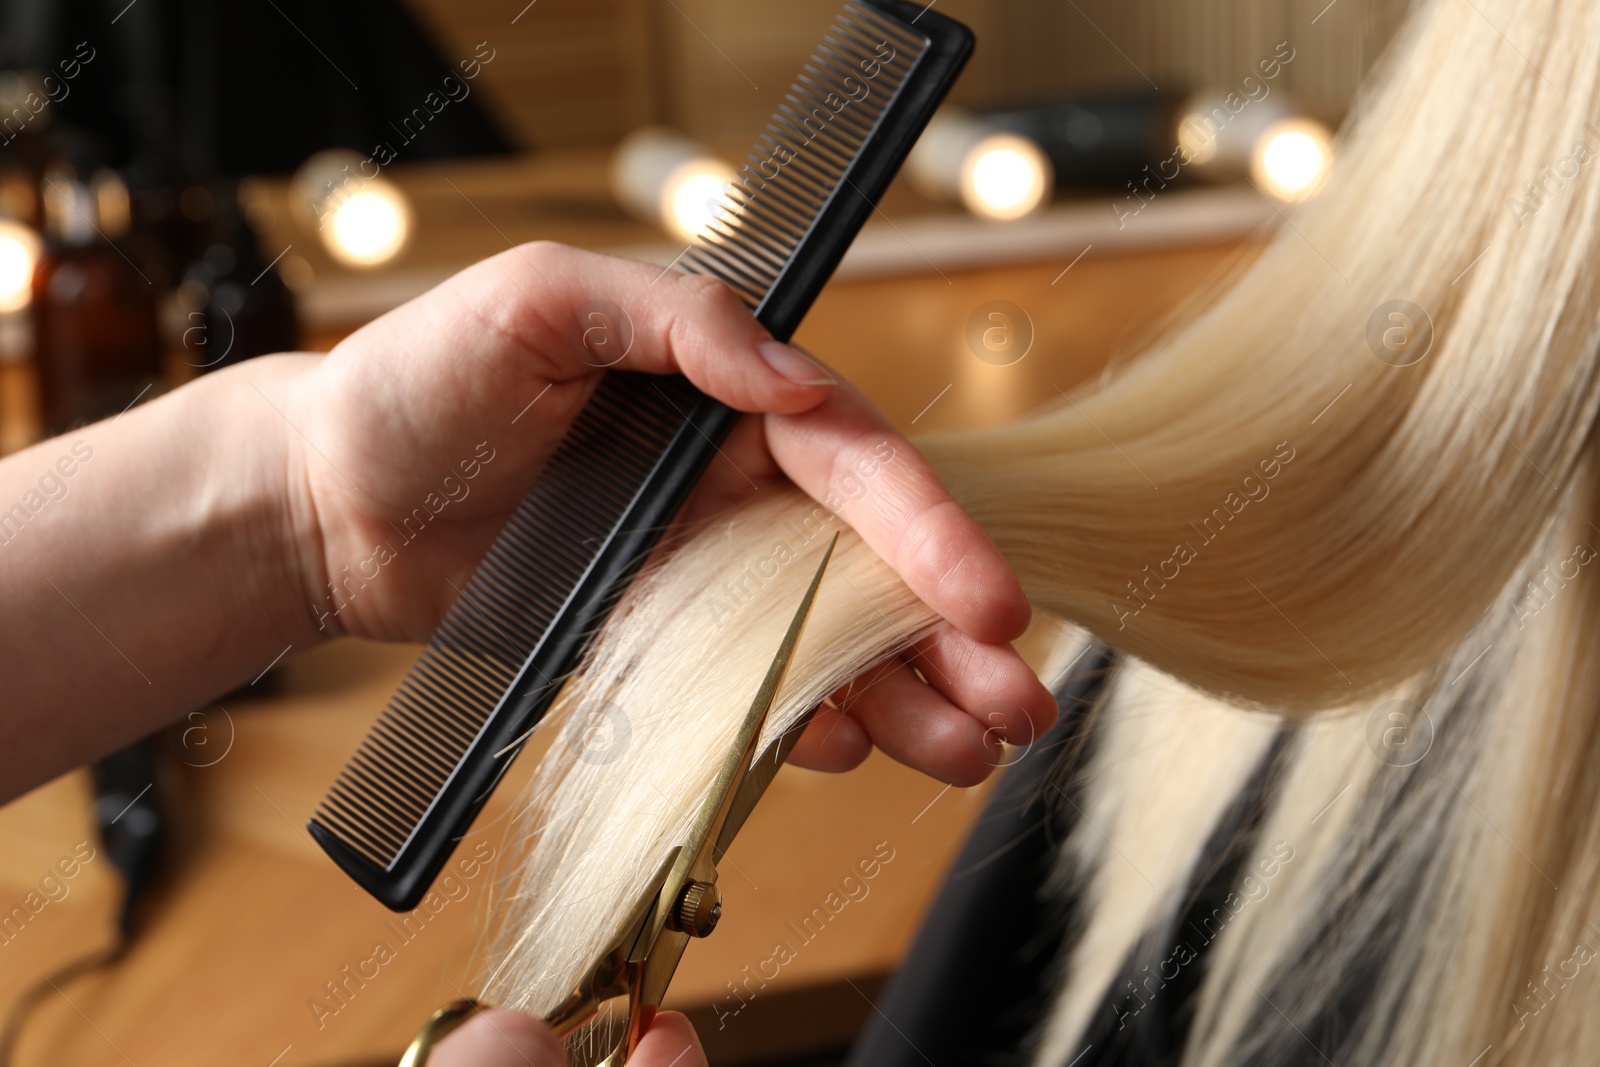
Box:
[399,999,482,1067]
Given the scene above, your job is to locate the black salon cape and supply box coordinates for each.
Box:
[843,650,1300,1067]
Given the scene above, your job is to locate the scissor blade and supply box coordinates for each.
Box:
[714,721,810,862]
[709,533,839,862]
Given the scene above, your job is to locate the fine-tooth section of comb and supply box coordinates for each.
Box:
[683,1,927,323]
[310,0,974,911]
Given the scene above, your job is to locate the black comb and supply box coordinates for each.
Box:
[309,0,974,911]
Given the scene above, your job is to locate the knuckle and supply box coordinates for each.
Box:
[459,270,532,352]
[657,307,697,373]
[515,240,565,270]
[903,500,970,588]
[676,271,739,309]
[658,277,755,389]
[825,429,891,504]
[673,274,754,342]
[931,633,979,681]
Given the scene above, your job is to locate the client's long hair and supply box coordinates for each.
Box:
[479,0,1600,1062]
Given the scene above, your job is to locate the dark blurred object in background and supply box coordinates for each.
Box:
[0,0,512,176]
[175,182,297,373]
[0,0,512,439]
[32,144,161,435]
[89,737,165,938]
[985,90,1181,187]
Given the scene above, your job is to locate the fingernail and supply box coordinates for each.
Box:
[758,341,836,387]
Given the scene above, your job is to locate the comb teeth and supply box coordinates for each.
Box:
[314,374,703,868]
[682,2,923,303]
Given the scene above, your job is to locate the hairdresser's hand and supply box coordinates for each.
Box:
[704,384,1057,786]
[265,242,1052,784]
[430,1008,706,1067]
[271,242,840,641]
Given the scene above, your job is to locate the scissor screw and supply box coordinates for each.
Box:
[666,880,722,938]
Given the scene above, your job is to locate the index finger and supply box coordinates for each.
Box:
[764,382,1030,644]
[419,243,841,415]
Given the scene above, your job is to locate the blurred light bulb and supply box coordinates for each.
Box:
[612,127,736,243]
[293,150,412,269]
[909,110,1053,221]
[93,171,131,236]
[960,134,1052,220]
[1252,118,1334,202]
[1175,113,1220,167]
[1175,89,1292,181]
[660,159,737,242]
[323,183,411,267]
[0,219,40,312]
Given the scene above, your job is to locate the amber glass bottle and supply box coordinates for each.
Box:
[32,167,161,436]
[177,184,297,373]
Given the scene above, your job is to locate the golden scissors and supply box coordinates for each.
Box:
[402,533,839,1066]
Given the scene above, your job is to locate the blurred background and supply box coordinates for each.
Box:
[0,1,1406,1064]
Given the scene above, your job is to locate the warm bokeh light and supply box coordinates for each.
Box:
[0,219,40,312]
[292,150,412,268]
[323,182,411,268]
[909,112,1054,221]
[1252,118,1334,202]
[94,172,132,236]
[660,159,736,242]
[611,127,736,242]
[1176,112,1221,167]
[960,134,1053,220]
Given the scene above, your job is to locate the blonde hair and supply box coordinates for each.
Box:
[481,0,1600,1062]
